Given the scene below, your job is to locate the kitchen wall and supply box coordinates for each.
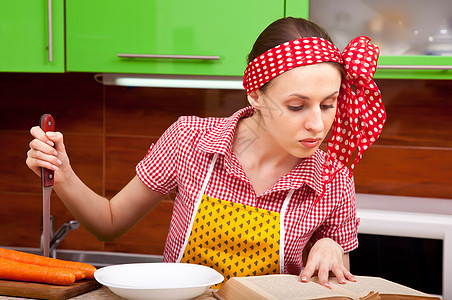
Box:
[0,72,451,255]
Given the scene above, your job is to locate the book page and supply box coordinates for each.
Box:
[236,275,353,300]
[330,276,438,298]
[216,274,439,300]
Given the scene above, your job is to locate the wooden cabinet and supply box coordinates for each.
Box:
[286,0,452,79]
[0,1,65,72]
[65,0,284,76]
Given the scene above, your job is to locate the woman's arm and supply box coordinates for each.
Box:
[300,168,358,287]
[26,126,165,241]
[55,173,164,241]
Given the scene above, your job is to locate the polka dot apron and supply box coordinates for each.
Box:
[177,154,294,286]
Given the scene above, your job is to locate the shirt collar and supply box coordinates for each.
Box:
[198,106,255,155]
[269,150,325,196]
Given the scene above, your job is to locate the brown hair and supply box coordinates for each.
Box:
[247,17,344,90]
[247,17,334,63]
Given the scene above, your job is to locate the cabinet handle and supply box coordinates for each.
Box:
[117,53,220,60]
[378,65,452,70]
[47,0,53,62]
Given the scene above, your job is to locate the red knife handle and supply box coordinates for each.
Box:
[40,114,55,187]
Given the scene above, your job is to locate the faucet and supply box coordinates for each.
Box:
[41,216,80,258]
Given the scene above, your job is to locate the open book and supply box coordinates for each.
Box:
[213,274,440,300]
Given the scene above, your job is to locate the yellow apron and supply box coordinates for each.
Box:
[177,154,294,286]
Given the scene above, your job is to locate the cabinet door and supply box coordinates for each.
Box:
[66,0,284,76]
[286,0,452,79]
[0,1,64,72]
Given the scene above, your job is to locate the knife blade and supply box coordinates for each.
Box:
[40,114,55,257]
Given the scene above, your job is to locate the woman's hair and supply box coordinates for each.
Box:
[247,17,334,63]
[247,17,344,90]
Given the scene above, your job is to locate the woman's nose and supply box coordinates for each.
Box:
[305,108,325,133]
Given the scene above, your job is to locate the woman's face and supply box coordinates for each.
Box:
[249,62,341,159]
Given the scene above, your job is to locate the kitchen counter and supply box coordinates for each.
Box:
[0,286,216,299]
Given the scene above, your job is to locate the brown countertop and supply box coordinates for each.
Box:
[0,286,216,299]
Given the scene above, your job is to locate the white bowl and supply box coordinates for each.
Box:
[94,262,224,300]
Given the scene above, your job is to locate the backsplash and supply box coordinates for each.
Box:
[0,72,450,254]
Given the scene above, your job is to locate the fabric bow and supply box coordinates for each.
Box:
[326,36,386,179]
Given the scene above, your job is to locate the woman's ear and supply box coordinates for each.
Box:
[247,90,261,109]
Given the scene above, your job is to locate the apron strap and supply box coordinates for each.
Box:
[176,153,219,262]
[279,189,294,274]
[197,153,219,204]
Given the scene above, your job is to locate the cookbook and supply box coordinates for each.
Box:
[213,274,440,300]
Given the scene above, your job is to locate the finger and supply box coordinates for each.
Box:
[331,265,347,284]
[26,155,59,173]
[342,268,356,282]
[26,150,59,173]
[27,147,61,169]
[29,138,58,157]
[317,265,331,288]
[30,126,51,143]
[300,262,317,282]
[45,131,66,153]
[30,127,62,149]
[36,149,62,167]
[25,155,43,177]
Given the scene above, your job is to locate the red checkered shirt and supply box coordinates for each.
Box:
[136,106,359,275]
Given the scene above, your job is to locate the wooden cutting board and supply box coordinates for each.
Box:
[0,279,102,300]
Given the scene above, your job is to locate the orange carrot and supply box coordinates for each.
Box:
[65,268,87,281]
[0,258,75,285]
[0,248,96,279]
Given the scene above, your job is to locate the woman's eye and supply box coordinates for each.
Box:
[288,105,304,111]
[321,104,335,109]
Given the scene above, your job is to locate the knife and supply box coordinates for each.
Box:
[40,114,55,257]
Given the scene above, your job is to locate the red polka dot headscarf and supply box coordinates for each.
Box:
[243,36,387,177]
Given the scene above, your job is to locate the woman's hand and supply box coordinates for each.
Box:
[300,238,356,288]
[26,126,70,183]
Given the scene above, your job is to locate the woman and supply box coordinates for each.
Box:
[26,17,385,288]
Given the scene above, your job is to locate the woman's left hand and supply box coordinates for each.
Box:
[300,238,356,288]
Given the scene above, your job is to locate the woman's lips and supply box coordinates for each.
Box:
[299,138,321,148]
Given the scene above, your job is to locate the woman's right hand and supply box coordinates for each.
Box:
[26,126,70,184]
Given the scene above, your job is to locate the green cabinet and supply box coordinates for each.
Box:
[0,1,65,72]
[286,0,452,80]
[4,0,448,79]
[66,0,284,76]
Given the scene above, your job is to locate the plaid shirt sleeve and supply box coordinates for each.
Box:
[310,171,359,253]
[135,119,182,195]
